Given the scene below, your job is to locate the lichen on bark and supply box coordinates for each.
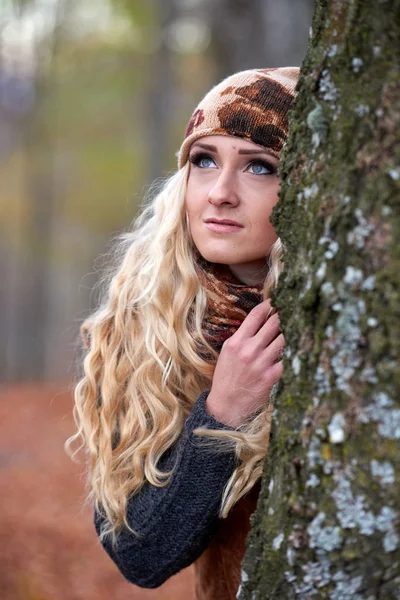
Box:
[239,0,400,598]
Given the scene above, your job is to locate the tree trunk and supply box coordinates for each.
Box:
[10,0,68,381]
[205,0,266,78]
[240,0,400,598]
[145,0,177,183]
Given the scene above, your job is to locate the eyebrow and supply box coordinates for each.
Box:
[192,143,217,151]
[191,142,276,159]
[238,148,271,156]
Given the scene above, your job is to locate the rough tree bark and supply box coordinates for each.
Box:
[240,1,400,598]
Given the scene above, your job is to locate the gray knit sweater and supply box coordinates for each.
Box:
[94,390,237,588]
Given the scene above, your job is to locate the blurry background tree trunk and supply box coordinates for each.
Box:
[205,0,266,78]
[3,0,70,381]
[240,0,400,598]
[145,0,177,183]
[205,0,314,79]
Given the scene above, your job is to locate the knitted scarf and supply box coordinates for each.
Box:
[194,256,264,356]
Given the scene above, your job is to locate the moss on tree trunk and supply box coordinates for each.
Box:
[239,0,400,598]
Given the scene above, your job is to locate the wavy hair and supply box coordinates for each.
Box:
[66,162,284,542]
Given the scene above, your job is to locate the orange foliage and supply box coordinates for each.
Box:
[0,384,194,600]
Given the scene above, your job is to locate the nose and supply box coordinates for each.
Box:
[207,168,239,208]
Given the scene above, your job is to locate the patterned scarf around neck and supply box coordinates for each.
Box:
[194,255,265,356]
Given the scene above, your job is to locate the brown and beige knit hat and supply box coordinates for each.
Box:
[178,67,299,169]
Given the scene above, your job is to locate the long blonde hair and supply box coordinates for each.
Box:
[66,162,283,541]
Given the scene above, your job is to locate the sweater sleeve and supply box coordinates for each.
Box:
[94,390,237,588]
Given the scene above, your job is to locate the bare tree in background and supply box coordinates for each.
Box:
[1,0,69,380]
[203,0,314,78]
[263,0,315,68]
[204,0,266,77]
[146,0,178,182]
[108,0,179,183]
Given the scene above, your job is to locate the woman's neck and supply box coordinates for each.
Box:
[228,261,268,286]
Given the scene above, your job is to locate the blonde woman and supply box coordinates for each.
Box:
[68,67,299,600]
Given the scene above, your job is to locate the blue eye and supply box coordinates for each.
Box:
[189,153,216,169]
[248,160,275,175]
[199,156,215,168]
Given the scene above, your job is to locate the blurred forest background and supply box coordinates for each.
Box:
[1,0,314,383]
[0,1,313,599]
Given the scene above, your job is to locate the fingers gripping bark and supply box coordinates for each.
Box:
[206,300,285,427]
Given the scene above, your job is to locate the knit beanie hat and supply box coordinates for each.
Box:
[178,67,299,169]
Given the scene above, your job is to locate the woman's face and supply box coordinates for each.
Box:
[185,135,280,285]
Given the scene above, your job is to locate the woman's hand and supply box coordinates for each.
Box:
[206,299,284,427]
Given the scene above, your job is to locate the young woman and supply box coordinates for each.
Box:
[68,66,299,600]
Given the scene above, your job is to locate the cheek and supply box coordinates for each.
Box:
[185,182,207,226]
[185,200,199,231]
[185,177,201,213]
[184,188,195,221]
[251,191,279,233]
[255,214,277,243]
[184,194,202,241]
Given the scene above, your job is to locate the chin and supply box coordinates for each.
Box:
[195,246,251,265]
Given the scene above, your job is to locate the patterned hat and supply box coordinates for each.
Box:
[178,67,299,169]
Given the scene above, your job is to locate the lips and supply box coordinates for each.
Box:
[204,218,243,227]
[204,218,243,233]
